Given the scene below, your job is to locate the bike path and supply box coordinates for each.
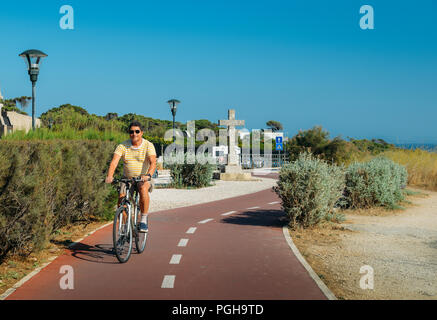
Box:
[6,177,327,300]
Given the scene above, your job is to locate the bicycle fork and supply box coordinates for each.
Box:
[119,203,132,237]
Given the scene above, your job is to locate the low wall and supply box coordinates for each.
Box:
[6,111,41,133]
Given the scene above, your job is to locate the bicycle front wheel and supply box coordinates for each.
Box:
[113,206,133,263]
[134,195,147,253]
[135,217,148,254]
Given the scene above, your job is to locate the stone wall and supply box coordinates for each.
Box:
[0,111,41,136]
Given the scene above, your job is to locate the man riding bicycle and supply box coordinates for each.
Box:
[105,121,157,233]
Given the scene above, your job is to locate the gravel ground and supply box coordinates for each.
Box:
[292,189,437,300]
[148,177,277,213]
[339,190,437,299]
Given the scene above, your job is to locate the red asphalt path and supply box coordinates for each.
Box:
[7,175,326,300]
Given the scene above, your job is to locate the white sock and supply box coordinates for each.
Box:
[141,214,148,223]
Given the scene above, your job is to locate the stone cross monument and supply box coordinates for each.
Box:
[218,109,253,180]
[219,109,244,167]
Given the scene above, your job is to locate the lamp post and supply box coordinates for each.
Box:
[167,99,180,142]
[19,49,48,130]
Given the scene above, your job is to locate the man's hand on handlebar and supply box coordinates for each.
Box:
[105,176,114,184]
[140,174,151,183]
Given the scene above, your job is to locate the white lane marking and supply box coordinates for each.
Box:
[178,239,189,247]
[161,275,175,288]
[186,227,197,234]
[198,218,213,224]
[247,206,260,210]
[221,211,237,216]
[282,226,337,300]
[169,254,182,264]
[268,201,280,205]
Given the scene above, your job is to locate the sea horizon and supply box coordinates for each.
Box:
[394,143,437,151]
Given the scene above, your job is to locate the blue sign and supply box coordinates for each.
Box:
[275,136,283,151]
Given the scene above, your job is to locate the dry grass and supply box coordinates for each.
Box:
[382,149,437,191]
[344,148,437,192]
[289,223,355,300]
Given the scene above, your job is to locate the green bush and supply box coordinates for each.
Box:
[168,154,215,188]
[344,157,408,209]
[286,126,352,164]
[0,140,118,261]
[273,153,345,228]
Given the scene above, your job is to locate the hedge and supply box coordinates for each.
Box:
[0,140,118,261]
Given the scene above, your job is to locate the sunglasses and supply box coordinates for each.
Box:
[129,130,141,134]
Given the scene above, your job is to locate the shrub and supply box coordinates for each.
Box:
[273,153,345,228]
[0,140,118,261]
[168,154,215,188]
[344,157,407,209]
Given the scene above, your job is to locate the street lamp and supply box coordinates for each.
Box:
[167,99,180,142]
[19,49,48,130]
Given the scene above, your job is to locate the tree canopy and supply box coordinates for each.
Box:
[266,120,283,132]
[287,126,350,163]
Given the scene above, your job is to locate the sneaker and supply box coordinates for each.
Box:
[139,222,148,233]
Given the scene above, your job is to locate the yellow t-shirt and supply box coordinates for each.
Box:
[114,138,156,178]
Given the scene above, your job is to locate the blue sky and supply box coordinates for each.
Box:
[0,0,436,143]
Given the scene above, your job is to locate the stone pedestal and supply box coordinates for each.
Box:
[219,165,253,181]
[219,172,253,181]
[224,165,242,173]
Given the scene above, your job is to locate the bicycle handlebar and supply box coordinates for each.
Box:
[112,177,143,184]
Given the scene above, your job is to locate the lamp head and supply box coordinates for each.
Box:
[167,99,180,116]
[19,49,48,82]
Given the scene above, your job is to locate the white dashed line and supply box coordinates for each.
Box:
[221,211,237,216]
[178,239,189,247]
[161,275,175,288]
[247,206,260,210]
[186,227,197,234]
[198,218,213,224]
[169,254,182,264]
[268,201,280,205]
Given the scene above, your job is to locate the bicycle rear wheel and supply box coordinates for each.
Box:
[134,195,147,253]
[113,205,133,263]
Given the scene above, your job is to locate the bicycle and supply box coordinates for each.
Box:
[112,177,148,263]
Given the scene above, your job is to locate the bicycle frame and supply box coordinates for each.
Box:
[112,176,146,263]
[117,179,140,237]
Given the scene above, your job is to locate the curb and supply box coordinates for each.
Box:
[0,221,113,300]
[282,226,337,300]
